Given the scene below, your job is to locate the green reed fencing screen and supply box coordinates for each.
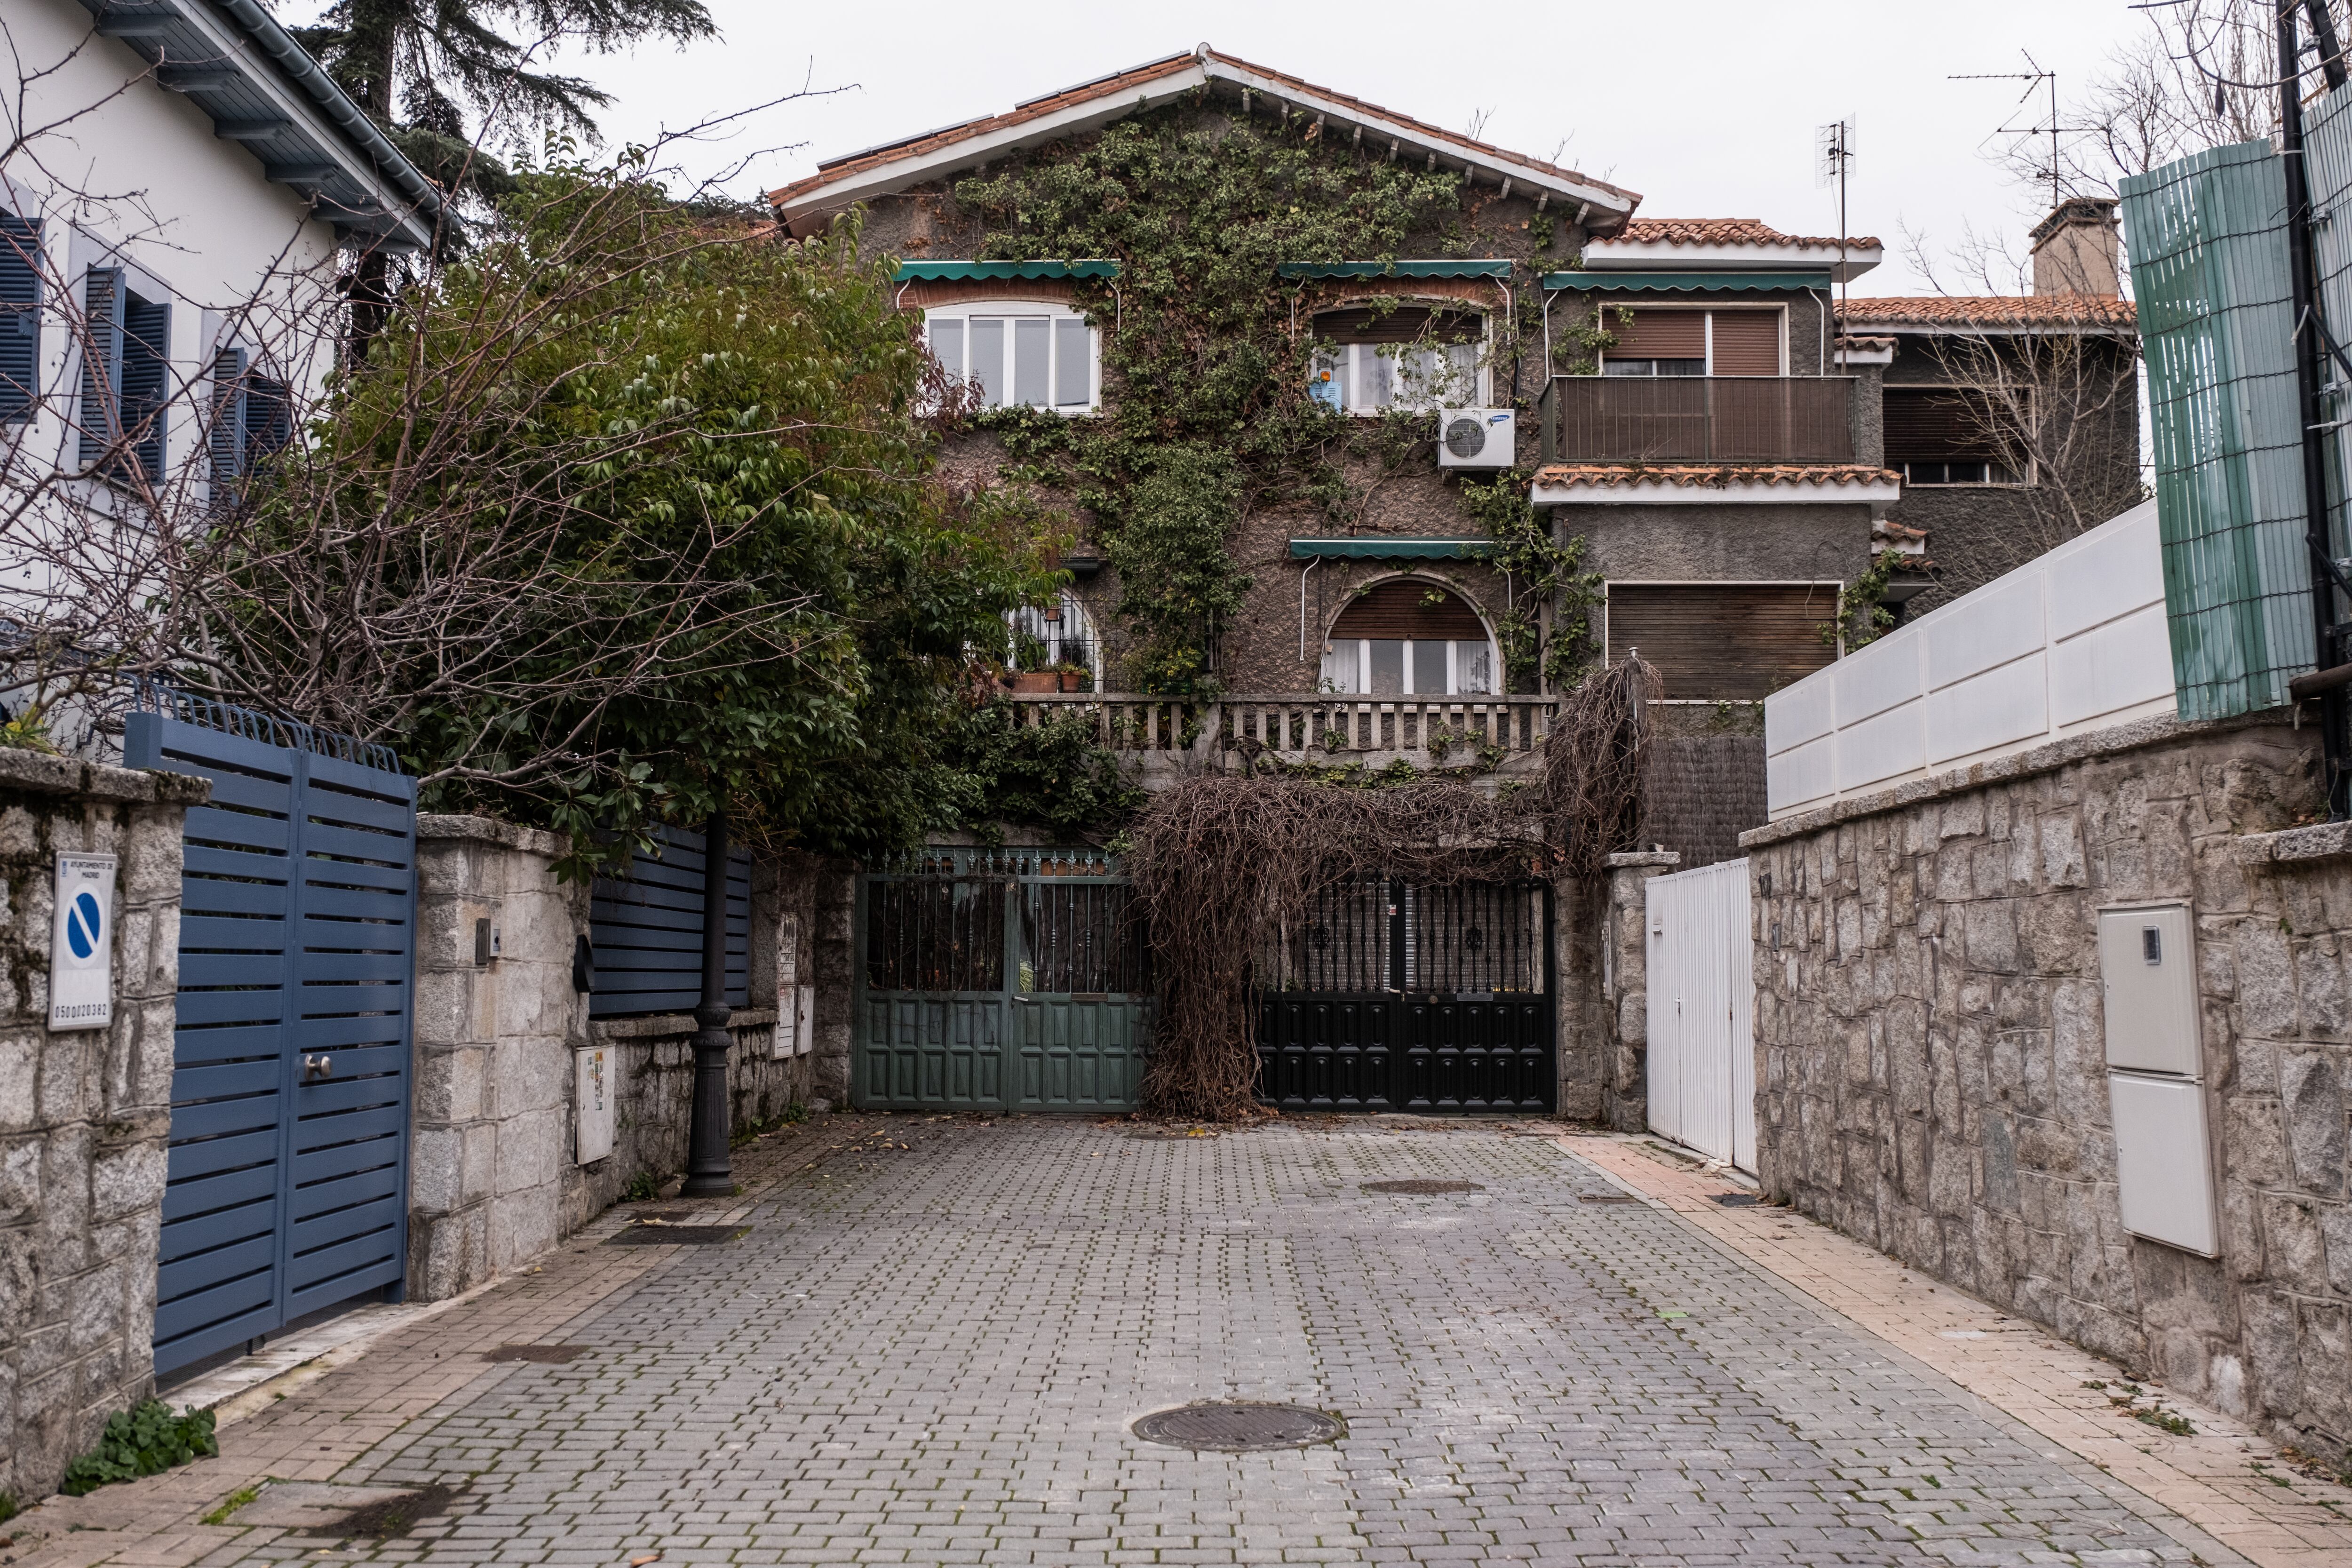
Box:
[2121,140,2317,719]
[2303,80,2352,631]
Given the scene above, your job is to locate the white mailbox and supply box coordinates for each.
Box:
[574,1044,614,1164]
[2097,904,2201,1076]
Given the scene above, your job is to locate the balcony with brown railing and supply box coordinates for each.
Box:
[1539,375,1856,465]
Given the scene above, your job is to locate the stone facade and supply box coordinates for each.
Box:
[0,751,205,1504]
[407,817,853,1300]
[1744,712,2352,1455]
[1594,852,1678,1130]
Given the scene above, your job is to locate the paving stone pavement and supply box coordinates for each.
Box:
[117,1117,2284,1568]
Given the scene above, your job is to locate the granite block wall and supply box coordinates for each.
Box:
[1744,712,2352,1456]
[408,816,851,1299]
[0,751,205,1503]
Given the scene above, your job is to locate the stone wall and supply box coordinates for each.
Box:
[408,816,851,1299]
[0,752,205,1504]
[1595,852,1678,1130]
[1744,712,2352,1454]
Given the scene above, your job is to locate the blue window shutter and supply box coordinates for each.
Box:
[120,294,171,481]
[246,376,291,464]
[209,347,247,491]
[77,268,124,468]
[0,215,40,424]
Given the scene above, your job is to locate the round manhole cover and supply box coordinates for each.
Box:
[1361,1179,1484,1195]
[1131,1401,1343,1451]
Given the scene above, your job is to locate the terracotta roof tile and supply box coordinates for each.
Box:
[1533,464,1900,491]
[770,48,1637,215]
[1605,218,1881,250]
[1840,295,2137,328]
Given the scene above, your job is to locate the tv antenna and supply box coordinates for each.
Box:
[1952,51,2088,212]
[1815,118,1856,322]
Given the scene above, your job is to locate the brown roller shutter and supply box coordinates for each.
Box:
[1883,386,1998,462]
[1607,309,1706,359]
[1332,578,1490,639]
[1708,310,1781,375]
[1313,306,1482,345]
[1605,583,1838,699]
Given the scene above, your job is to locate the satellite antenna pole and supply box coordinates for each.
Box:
[1953,55,2078,213]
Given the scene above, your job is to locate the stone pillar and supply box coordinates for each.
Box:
[810,859,857,1106]
[407,816,587,1300]
[0,751,207,1504]
[1601,851,1679,1131]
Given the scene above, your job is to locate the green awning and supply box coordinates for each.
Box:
[1279,259,1513,280]
[889,259,1121,280]
[1543,270,1832,292]
[1289,537,1493,560]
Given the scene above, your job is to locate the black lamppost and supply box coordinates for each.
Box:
[680,807,734,1196]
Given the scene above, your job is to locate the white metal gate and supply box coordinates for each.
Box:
[1645,858,1756,1172]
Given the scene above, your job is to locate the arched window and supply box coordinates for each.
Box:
[1320,578,1496,695]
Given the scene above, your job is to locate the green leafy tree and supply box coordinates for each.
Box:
[203,163,1054,866]
[1104,446,1250,693]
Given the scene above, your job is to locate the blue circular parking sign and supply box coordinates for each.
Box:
[65,888,102,961]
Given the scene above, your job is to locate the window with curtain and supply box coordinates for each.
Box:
[1318,577,1497,695]
[1309,305,1485,412]
[926,303,1096,412]
[1600,307,1783,376]
[0,213,40,424]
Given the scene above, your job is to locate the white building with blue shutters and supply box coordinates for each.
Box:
[1,0,439,747]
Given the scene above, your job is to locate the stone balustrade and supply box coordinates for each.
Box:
[1006,692,1556,776]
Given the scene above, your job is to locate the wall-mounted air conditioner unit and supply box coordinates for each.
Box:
[1437,408,1514,469]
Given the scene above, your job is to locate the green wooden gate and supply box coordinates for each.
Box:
[854,849,1149,1112]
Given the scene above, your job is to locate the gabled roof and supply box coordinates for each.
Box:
[1840,295,2138,332]
[76,0,441,252]
[1584,218,1881,283]
[770,45,1640,239]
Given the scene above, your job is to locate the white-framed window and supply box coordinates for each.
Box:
[1309,304,1487,413]
[926,301,1097,413]
[1319,637,1496,695]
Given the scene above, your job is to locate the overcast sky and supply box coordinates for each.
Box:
[391,0,2151,296]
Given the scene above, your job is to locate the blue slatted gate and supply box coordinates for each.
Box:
[125,690,417,1376]
[587,824,748,1018]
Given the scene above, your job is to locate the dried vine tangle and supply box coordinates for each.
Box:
[1126,657,1659,1119]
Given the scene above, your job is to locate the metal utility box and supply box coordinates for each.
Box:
[2097,904,2201,1076]
[575,1044,615,1164]
[2107,1072,2218,1256]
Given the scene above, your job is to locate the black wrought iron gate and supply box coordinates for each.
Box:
[1255,877,1554,1114]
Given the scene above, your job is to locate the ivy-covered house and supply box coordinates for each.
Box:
[775,47,2141,1124]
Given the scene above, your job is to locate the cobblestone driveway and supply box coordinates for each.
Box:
[273,1121,2216,1565]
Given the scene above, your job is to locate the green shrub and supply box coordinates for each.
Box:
[61,1402,217,1495]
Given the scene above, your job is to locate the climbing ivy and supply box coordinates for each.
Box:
[1458,473,1602,688]
[950,105,1493,692]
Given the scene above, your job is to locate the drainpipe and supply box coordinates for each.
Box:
[2282,1,2352,818]
[680,808,736,1196]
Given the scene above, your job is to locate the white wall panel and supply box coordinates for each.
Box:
[1834,699,1927,793]
[1831,623,1924,726]
[1765,502,2171,818]
[1927,650,2050,764]
[1926,572,2046,690]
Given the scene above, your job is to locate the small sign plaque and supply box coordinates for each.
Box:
[50,852,118,1031]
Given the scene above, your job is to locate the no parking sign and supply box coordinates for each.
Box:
[49,852,116,1031]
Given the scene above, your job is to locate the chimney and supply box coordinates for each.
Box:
[2028,197,2122,296]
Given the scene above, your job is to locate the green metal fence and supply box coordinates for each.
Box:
[2121,140,2320,718]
